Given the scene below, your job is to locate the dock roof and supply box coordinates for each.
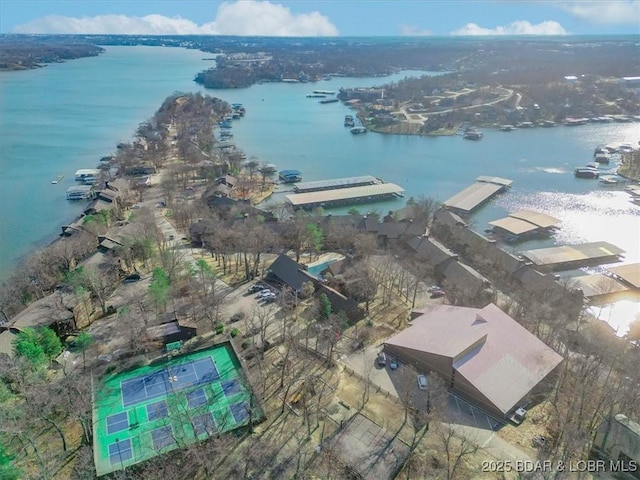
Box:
[509,210,560,229]
[476,176,513,187]
[489,217,539,235]
[572,274,629,297]
[294,175,379,193]
[286,183,404,207]
[607,263,640,289]
[443,182,504,213]
[521,242,625,267]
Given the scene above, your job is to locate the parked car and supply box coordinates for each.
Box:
[263,295,277,303]
[123,273,141,283]
[377,352,387,367]
[258,289,273,298]
[427,285,441,292]
[247,284,264,294]
[430,288,446,298]
[389,359,398,370]
[417,374,428,390]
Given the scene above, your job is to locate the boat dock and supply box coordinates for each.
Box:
[520,241,625,272]
[607,263,640,289]
[286,183,404,210]
[488,210,561,241]
[444,176,513,214]
[66,185,94,200]
[293,175,381,193]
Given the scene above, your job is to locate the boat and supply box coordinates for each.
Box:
[51,175,64,184]
[594,152,611,164]
[463,130,484,140]
[539,120,556,127]
[319,98,339,104]
[599,175,619,186]
[574,167,599,179]
[344,115,355,127]
[500,125,517,131]
[313,90,335,95]
[279,169,302,183]
[350,126,367,135]
[306,94,326,98]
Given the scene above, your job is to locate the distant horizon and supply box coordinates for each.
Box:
[2,1,639,36]
[1,32,638,39]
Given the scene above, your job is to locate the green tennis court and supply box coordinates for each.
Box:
[93,342,257,476]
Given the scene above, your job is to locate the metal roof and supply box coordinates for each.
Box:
[521,242,625,267]
[607,263,640,288]
[286,183,404,207]
[385,304,563,415]
[572,274,629,297]
[509,210,561,228]
[489,217,539,235]
[476,176,513,187]
[294,175,379,193]
[444,182,504,213]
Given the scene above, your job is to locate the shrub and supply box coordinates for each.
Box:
[215,324,225,335]
[230,328,239,338]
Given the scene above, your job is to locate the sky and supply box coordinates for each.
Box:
[1,1,639,36]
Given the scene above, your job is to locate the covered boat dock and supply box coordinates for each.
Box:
[572,273,630,301]
[606,263,640,289]
[520,241,625,271]
[444,176,513,214]
[286,183,404,210]
[489,210,560,241]
[293,175,380,193]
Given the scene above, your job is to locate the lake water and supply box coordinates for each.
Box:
[1,46,638,334]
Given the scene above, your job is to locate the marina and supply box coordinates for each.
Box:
[443,176,513,214]
[285,183,404,210]
[520,241,626,272]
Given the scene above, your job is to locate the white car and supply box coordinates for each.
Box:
[257,289,272,298]
[417,374,428,390]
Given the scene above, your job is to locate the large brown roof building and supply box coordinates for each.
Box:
[384,303,563,418]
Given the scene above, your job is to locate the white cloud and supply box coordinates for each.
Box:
[558,1,640,25]
[399,25,432,36]
[12,1,339,36]
[450,20,568,36]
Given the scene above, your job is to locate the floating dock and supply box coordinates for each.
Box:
[293,175,381,193]
[286,183,404,210]
[444,176,513,214]
[489,210,560,241]
[520,241,625,271]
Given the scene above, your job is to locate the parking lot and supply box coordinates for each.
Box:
[341,345,505,432]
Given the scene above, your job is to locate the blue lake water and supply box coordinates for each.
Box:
[1,45,639,336]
